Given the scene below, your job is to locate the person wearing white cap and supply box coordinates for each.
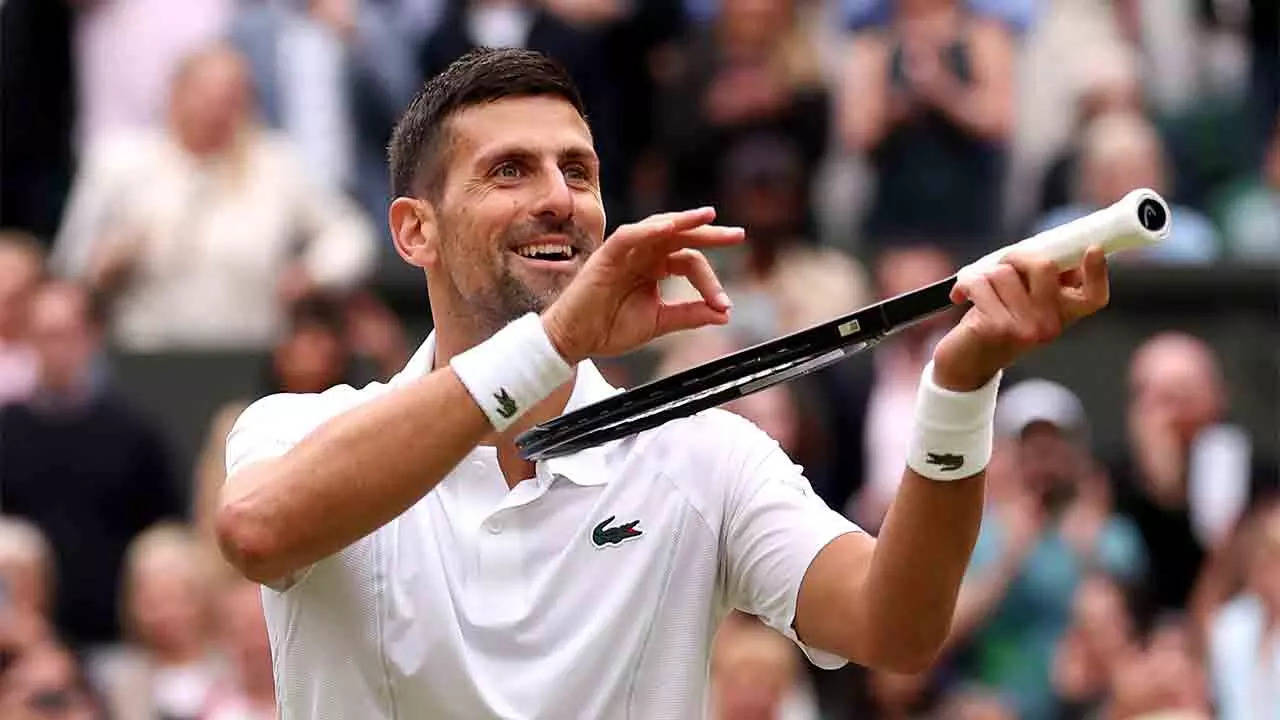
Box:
[947,378,1146,720]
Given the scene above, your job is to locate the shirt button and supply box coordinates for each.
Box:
[485,519,503,534]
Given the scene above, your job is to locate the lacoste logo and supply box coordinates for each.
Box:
[925,452,964,472]
[592,515,642,548]
[494,388,517,419]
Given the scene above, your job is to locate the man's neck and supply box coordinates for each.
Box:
[431,313,577,489]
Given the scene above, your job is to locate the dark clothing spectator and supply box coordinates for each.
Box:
[0,392,182,647]
[0,0,75,239]
[840,3,1014,256]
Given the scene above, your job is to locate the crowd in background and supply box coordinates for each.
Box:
[0,0,1276,718]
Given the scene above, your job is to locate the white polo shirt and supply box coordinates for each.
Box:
[225,333,861,719]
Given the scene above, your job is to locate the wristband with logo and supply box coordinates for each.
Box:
[450,313,574,432]
[906,361,1002,481]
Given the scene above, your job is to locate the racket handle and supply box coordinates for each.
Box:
[957,188,1170,285]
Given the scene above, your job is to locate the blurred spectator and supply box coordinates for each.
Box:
[232,0,422,222]
[656,0,829,216]
[92,524,221,720]
[72,0,231,150]
[840,0,1014,253]
[419,0,625,215]
[1036,43,1145,216]
[1111,332,1272,617]
[950,379,1146,719]
[708,611,819,720]
[53,43,375,351]
[201,581,274,720]
[1051,573,1143,718]
[0,282,182,647]
[1107,616,1212,720]
[0,642,103,720]
[934,686,1018,720]
[842,0,1038,35]
[1036,112,1221,264]
[714,135,870,342]
[0,517,55,620]
[1210,116,1280,260]
[863,668,935,719]
[850,245,954,529]
[0,0,75,238]
[191,292,407,559]
[0,232,45,405]
[1208,501,1280,719]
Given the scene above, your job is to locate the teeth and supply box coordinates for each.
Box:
[515,244,573,258]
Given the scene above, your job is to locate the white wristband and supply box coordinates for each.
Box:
[906,361,1002,481]
[450,313,574,431]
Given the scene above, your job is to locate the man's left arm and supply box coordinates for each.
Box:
[792,248,1111,672]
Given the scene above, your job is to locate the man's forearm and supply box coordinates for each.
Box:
[217,367,493,583]
[860,468,985,669]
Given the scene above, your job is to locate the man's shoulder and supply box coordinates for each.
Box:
[633,408,798,499]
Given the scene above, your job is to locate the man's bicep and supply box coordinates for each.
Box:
[721,424,863,669]
[792,530,877,664]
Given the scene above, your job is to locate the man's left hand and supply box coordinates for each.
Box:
[931,247,1110,391]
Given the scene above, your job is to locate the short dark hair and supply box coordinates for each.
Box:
[387,48,587,200]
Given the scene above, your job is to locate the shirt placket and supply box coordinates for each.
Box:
[470,470,556,625]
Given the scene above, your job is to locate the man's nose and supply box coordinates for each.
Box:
[532,164,574,222]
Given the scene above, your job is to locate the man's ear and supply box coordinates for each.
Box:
[389,197,440,269]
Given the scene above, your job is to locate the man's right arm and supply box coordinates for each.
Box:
[217,206,743,585]
[216,366,492,585]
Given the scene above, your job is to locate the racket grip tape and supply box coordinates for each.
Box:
[957,188,1171,286]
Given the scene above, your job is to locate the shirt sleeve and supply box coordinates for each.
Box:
[720,415,864,669]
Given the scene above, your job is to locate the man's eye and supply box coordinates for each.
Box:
[495,163,522,179]
[564,164,591,183]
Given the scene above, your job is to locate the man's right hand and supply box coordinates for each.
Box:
[540,207,744,364]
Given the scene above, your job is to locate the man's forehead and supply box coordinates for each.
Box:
[448,95,595,159]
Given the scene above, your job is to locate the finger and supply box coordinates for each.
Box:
[605,208,720,253]
[1001,252,1062,342]
[659,224,745,253]
[1059,246,1109,321]
[665,249,731,312]
[655,299,730,336]
[964,274,1016,330]
[985,263,1044,344]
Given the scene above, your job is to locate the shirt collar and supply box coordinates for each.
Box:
[391,330,623,486]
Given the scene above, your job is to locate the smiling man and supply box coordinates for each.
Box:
[216,48,1110,719]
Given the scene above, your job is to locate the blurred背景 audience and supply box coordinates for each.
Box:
[1051,573,1143,718]
[201,580,275,720]
[708,611,819,720]
[1036,111,1221,265]
[657,0,829,216]
[1106,617,1212,720]
[91,524,221,720]
[714,135,869,343]
[1210,116,1280,261]
[0,282,182,647]
[231,0,421,222]
[1111,332,1275,619]
[52,43,375,350]
[950,379,1146,719]
[840,0,1014,253]
[0,231,44,405]
[0,641,103,720]
[1207,501,1280,720]
[0,517,55,620]
[72,0,231,150]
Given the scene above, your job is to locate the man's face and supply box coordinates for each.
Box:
[428,96,605,331]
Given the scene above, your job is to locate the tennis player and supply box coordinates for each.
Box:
[217,48,1110,718]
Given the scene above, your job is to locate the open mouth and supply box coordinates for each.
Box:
[512,242,578,263]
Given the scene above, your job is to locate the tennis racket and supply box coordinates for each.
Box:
[517,188,1171,461]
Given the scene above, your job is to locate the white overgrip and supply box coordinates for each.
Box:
[957,188,1171,286]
